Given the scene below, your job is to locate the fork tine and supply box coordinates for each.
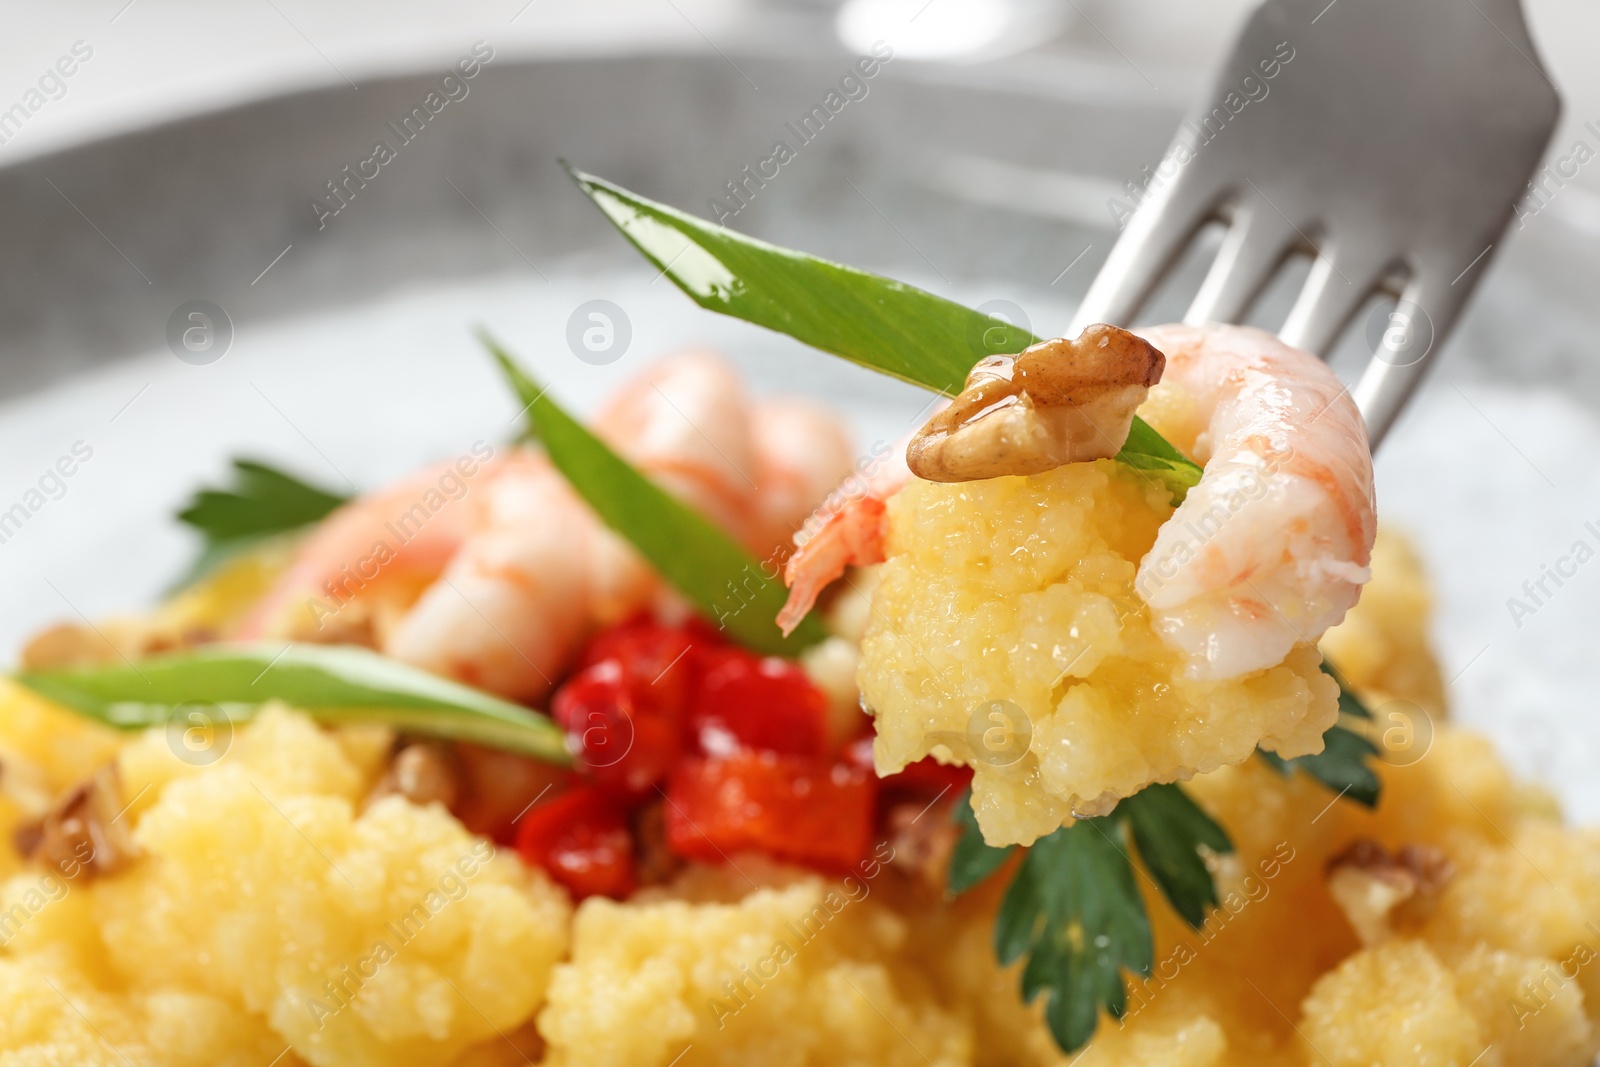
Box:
[1068,175,1223,334]
[1183,206,1295,327]
[1351,271,1473,447]
[1278,249,1392,359]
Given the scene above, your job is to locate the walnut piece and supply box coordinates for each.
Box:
[1326,838,1453,946]
[630,800,685,888]
[883,797,960,892]
[368,741,461,810]
[21,619,216,670]
[907,323,1165,482]
[14,765,138,881]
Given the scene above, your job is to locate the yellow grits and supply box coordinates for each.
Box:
[0,534,1596,1065]
[857,460,1338,845]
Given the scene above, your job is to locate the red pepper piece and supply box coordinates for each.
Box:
[690,648,829,758]
[514,786,636,900]
[552,660,683,798]
[843,735,973,800]
[576,614,702,716]
[665,751,875,871]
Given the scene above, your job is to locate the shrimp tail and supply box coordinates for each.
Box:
[775,440,913,635]
[776,495,888,634]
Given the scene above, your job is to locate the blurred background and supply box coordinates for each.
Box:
[2,0,1600,812]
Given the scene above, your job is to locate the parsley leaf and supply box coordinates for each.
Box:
[173,459,348,589]
[949,782,1229,1051]
[946,788,1017,894]
[1119,783,1233,928]
[1002,820,1152,1052]
[1323,659,1374,719]
[1259,725,1381,807]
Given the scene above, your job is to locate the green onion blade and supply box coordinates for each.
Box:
[13,642,570,764]
[564,165,1202,501]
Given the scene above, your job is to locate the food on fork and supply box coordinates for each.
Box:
[783,322,1374,843]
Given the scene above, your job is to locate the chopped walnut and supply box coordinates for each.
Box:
[369,741,461,810]
[15,766,138,881]
[21,619,215,670]
[907,323,1165,482]
[1326,838,1453,946]
[883,797,961,892]
[631,800,685,888]
[296,605,381,650]
[452,743,573,842]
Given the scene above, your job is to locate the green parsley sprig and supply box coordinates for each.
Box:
[949,694,1381,1052]
[172,458,349,589]
[948,782,1234,1052]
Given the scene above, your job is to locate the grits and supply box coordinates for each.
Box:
[856,460,1339,844]
[3,522,1598,1064]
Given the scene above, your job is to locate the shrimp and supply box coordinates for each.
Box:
[243,350,805,703]
[779,323,1375,681]
[594,361,857,560]
[747,397,857,560]
[592,349,759,544]
[237,447,644,702]
[381,460,640,701]
[776,440,909,635]
[391,352,773,700]
[236,447,526,644]
[1132,322,1375,679]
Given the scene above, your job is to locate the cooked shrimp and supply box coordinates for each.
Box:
[594,360,857,560]
[776,441,909,635]
[238,448,645,702]
[244,351,796,703]
[381,461,639,701]
[1132,322,1375,680]
[592,349,759,545]
[748,397,857,560]
[237,448,522,644]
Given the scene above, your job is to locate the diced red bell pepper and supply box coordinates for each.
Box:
[892,758,973,796]
[665,751,875,871]
[690,649,829,758]
[552,660,682,798]
[576,614,704,715]
[514,786,636,900]
[843,735,973,800]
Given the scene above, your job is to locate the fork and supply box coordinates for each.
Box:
[1067,0,1560,447]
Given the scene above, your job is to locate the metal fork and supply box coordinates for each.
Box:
[1067,0,1560,447]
